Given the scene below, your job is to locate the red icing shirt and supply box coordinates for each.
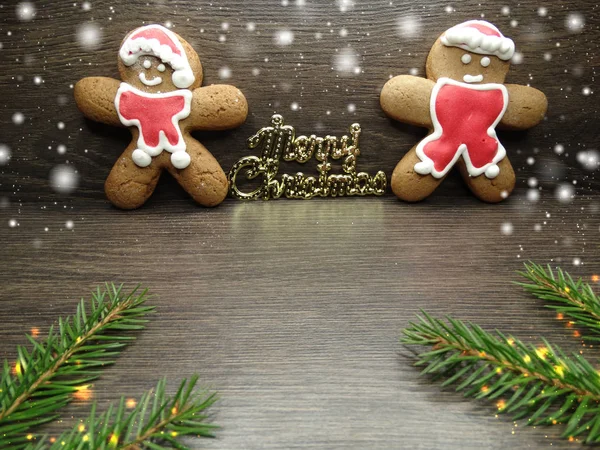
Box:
[115,83,192,157]
[415,78,508,179]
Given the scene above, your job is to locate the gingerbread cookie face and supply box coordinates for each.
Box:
[380,20,547,203]
[117,25,201,92]
[74,24,248,209]
[426,42,510,85]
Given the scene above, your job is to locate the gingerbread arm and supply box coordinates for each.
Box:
[380,75,435,128]
[499,84,548,130]
[74,77,123,127]
[187,84,248,131]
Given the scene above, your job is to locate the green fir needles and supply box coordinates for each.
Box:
[0,284,154,449]
[518,262,600,340]
[403,263,600,443]
[28,377,217,450]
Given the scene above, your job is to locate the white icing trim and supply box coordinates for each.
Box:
[463,74,483,83]
[115,82,193,168]
[441,20,515,61]
[480,56,491,67]
[414,77,508,179]
[119,24,195,89]
[139,72,163,86]
[461,54,472,64]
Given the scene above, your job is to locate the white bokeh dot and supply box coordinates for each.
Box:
[49,165,79,194]
[76,22,103,51]
[0,144,11,166]
[57,144,67,155]
[501,222,513,236]
[65,220,74,230]
[13,112,25,125]
[218,66,232,80]
[274,29,294,46]
[554,144,564,155]
[565,13,585,33]
[16,2,36,21]
[555,183,574,203]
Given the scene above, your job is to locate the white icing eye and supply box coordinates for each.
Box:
[157,63,166,72]
[480,56,491,67]
[461,54,472,64]
[142,59,152,69]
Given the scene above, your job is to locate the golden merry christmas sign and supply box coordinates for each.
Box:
[228,114,387,200]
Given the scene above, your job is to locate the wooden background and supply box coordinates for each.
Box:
[1,0,599,448]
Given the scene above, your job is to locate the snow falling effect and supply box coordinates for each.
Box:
[333,48,360,75]
[0,3,596,270]
[566,13,585,33]
[396,16,421,39]
[16,2,36,21]
[274,29,294,46]
[76,22,102,51]
[49,165,79,194]
[0,145,11,166]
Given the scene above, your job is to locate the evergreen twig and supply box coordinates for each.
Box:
[28,376,217,450]
[518,262,600,340]
[402,312,600,443]
[0,284,154,449]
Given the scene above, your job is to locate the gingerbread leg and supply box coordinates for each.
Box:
[166,139,228,207]
[391,144,446,202]
[457,157,516,203]
[105,146,162,209]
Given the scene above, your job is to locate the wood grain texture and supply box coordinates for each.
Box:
[1,0,599,448]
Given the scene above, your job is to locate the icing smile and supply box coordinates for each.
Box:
[463,74,484,83]
[139,72,163,86]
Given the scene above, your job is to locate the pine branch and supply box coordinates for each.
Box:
[29,376,217,450]
[518,262,600,340]
[402,312,600,443]
[0,284,154,449]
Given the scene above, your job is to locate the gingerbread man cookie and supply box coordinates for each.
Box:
[380,20,547,202]
[75,24,248,209]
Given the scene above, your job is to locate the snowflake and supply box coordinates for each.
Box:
[501,222,513,235]
[337,0,354,12]
[576,150,599,171]
[0,144,11,166]
[218,66,232,80]
[57,144,67,155]
[565,13,585,33]
[77,22,102,51]
[65,220,74,230]
[537,7,548,17]
[16,2,36,21]
[347,103,356,113]
[12,112,25,125]
[333,47,359,75]
[274,29,294,46]
[511,52,523,64]
[555,183,574,203]
[49,165,79,194]
[527,189,540,202]
[82,1,92,11]
[554,144,564,155]
[396,16,422,38]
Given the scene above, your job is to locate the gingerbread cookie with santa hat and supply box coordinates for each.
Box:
[75,24,248,209]
[380,20,547,202]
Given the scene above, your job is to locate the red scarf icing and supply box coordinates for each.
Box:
[414,78,508,179]
[115,83,192,167]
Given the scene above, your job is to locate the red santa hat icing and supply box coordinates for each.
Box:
[441,20,515,61]
[119,24,195,89]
